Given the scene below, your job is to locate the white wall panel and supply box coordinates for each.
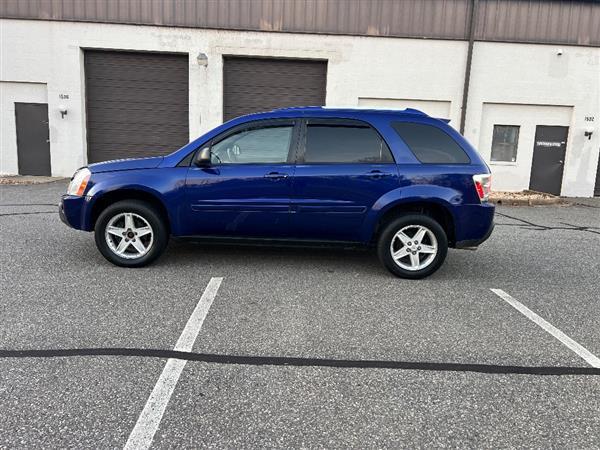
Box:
[465,42,600,197]
[479,103,573,192]
[1,19,598,196]
[357,98,452,122]
[0,82,48,175]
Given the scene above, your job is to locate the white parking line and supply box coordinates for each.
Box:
[124,277,223,450]
[490,288,600,368]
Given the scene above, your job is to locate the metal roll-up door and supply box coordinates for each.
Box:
[223,57,327,122]
[85,50,189,163]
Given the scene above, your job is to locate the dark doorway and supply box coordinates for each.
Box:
[595,150,600,197]
[223,57,327,122]
[529,126,568,196]
[15,103,51,176]
[84,50,189,163]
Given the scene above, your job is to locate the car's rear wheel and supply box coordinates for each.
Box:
[377,214,448,279]
[94,200,168,267]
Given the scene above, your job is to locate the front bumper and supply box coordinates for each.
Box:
[59,195,93,231]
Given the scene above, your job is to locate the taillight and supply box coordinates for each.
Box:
[473,174,491,202]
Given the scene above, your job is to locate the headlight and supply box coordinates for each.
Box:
[67,168,91,196]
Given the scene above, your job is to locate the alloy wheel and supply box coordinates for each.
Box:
[389,224,438,271]
[104,212,154,259]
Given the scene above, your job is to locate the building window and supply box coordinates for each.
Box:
[491,125,520,162]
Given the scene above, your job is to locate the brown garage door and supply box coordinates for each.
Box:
[223,57,327,122]
[85,50,189,163]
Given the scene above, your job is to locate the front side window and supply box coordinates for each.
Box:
[211,125,293,164]
[392,122,470,164]
[491,125,520,162]
[303,124,394,163]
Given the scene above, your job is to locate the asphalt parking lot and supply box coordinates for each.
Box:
[1,181,599,448]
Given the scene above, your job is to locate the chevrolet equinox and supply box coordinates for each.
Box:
[60,107,494,279]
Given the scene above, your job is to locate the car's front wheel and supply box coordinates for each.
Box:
[94,200,168,267]
[377,214,448,279]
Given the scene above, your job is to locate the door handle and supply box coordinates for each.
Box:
[365,170,392,179]
[264,172,288,180]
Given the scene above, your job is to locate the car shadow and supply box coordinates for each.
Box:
[69,236,496,282]
[157,239,387,275]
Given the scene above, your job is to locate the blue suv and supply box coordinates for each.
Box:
[60,107,494,278]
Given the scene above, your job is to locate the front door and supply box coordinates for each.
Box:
[529,126,568,196]
[15,103,51,176]
[291,119,399,241]
[183,120,298,237]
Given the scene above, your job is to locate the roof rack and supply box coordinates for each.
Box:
[273,106,429,115]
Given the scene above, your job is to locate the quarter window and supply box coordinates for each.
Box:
[491,125,520,162]
[392,122,470,164]
[304,124,394,163]
[211,125,293,164]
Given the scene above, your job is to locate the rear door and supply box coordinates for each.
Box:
[529,126,568,196]
[183,119,299,237]
[291,119,399,241]
[15,103,51,176]
[595,150,600,197]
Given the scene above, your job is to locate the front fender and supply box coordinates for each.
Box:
[83,168,186,233]
[87,180,165,201]
[359,184,462,242]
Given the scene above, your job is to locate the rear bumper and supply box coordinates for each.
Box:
[59,195,93,231]
[453,202,495,248]
[455,222,494,248]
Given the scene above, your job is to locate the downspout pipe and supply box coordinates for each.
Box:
[459,0,479,135]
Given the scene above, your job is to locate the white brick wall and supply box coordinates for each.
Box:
[1,19,598,196]
[0,82,48,175]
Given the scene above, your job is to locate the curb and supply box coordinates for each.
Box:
[490,196,563,206]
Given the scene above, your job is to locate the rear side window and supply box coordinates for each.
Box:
[304,124,394,164]
[392,122,470,164]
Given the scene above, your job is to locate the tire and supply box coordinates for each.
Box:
[94,200,169,268]
[377,214,448,279]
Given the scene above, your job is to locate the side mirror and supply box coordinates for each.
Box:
[194,147,211,167]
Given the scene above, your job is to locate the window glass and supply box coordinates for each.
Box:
[177,150,195,167]
[391,122,470,164]
[491,125,520,162]
[304,125,394,163]
[211,125,293,164]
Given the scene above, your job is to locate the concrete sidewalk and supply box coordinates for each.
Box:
[563,197,600,208]
[491,191,600,207]
[0,175,69,185]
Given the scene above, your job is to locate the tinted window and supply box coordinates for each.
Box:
[177,150,195,167]
[491,125,520,162]
[392,122,470,164]
[211,125,293,164]
[304,125,394,163]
